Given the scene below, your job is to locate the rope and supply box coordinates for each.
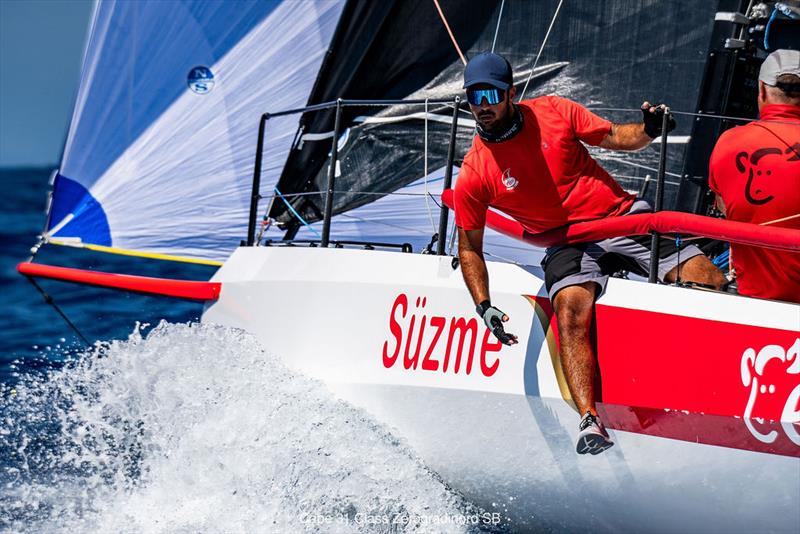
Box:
[491,0,506,53]
[432,0,467,65]
[274,187,321,238]
[760,213,800,226]
[520,0,565,101]
[764,6,779,50]
[25,276,91,347]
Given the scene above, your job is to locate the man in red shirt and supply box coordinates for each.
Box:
[454,53,726,455]
[709,49,800,304]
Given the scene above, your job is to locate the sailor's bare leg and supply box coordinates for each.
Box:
[553,281,599,416]
[665,255,726,289]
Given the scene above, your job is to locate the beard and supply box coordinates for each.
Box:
[476,102,513,133]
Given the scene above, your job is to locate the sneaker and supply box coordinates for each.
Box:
[576,411,614,455]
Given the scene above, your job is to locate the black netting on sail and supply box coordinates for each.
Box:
[268,0,722,232]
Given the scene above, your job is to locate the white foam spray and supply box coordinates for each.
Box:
[1,322,484,533]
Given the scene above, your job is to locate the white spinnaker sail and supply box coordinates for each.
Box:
[47,0,345,261]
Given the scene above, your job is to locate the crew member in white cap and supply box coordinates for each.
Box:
[708,49,800,303]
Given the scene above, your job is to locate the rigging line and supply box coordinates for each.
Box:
[427,191,443,209]
[612,174,682,187]
[491,0,506,53]
[761,212,800,226]
[29,169,59,261]
[424,98,436,233]
[267,190,447,199]
[520,0,565,101]
[338,213,432,235]
[274,187,321,238]
[483,249,524,265]
[484,240,546,252]
[588,107,800,126]
[25,276,91,347]
[598,155,682,178]
[334,190,446,197]
[432,0,467,65]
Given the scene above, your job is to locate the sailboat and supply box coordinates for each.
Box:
[17,1,799,532]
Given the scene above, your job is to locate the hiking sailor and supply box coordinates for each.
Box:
[708,49,800,304]
[453,52,727,455]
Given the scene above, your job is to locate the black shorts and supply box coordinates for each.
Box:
[541,201,703,300]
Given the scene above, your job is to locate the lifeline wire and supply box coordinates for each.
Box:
[432,0,467,65]
[520,0,565,101]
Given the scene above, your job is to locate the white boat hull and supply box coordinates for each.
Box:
[203,247,800,532]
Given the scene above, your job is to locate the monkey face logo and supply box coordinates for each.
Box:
[735,145,799,205]
[741,338,800,446]
[501,169,518,190]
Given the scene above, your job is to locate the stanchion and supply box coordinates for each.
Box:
[321,99,343,248]
[648,109,671,283]
[437,96,461,256]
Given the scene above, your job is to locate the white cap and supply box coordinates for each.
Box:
[759,49,800,85]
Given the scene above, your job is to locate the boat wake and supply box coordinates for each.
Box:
[1,322,489,533]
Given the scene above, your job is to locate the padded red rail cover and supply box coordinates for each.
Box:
[441,189,800,251]
[18,262,221,301]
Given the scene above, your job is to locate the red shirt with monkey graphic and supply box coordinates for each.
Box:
[709,104,800,303]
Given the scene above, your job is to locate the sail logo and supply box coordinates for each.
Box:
[381,293,503,377]
[501,169,518,190]
[187,66,215,94]
[740,338,800,446]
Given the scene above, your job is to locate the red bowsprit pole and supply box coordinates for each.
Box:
[17,262,221,301]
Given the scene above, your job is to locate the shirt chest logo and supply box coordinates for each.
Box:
[501,168,518,190]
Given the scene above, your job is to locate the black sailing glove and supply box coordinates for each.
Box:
[641,102,677,139]
[476,300,518,345]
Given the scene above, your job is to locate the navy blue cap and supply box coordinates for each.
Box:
[463,52,513,90]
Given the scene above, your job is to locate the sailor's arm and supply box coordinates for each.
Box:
[600,101,676,151]
[458,226,518,345]
[599,122,651,151]
[458,227,490,305]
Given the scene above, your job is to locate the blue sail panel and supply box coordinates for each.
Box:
[48,173,111,246]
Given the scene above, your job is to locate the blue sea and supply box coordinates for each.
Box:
[0,168,500,533]
[0,167,215,384]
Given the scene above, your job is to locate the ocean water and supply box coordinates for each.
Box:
[0,168,215,384]
[0,169,502,532]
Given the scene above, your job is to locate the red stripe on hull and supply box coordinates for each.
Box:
[530,295,800,457]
